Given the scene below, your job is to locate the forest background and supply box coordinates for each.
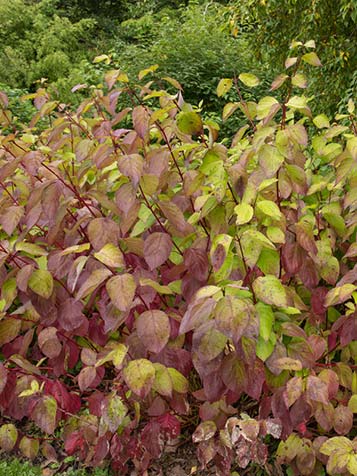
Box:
[1,0,357,123]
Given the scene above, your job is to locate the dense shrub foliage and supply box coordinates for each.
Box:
[0,43,357,476]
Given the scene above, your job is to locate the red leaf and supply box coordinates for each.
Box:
[78,366,97,392]
[156,413,181,439]
[64,431,86,455]
[117,154,144,187]
[281,242,304,274]
[311,287,328,315]
[0,205,24,235]
[333,404,353,435]
[136,310,170,353]
[0,363,7,395]
[38,327,62,359]
[159,200,194,235]
[183,248,209,282]
[221,353,247,395]
[144,232,173,270]
[306,376,329,404]
[58,298,86,332]
[115,183,137,215]
[298,256,319,288]
[132,105,150,139]
[31,396,58,434]
[88,218,119,251]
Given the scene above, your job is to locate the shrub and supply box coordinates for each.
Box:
[0,42,357,476]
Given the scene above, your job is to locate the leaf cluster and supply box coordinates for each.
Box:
[0,43,357,476]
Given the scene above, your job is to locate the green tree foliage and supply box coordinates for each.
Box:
[0,0,96,88]
[231,0,357,112]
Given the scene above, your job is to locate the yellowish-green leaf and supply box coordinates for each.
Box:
[176,111,203,135]
[239,73,260,87]
[325,284,357,307]
[61,243,90,255]
[217,78,233,97]
[93,244,125,268]
[253,275,288,307]
[106,273,136,311]
[28,270,53,299]
[302,52,322,67]
[256,200,282,220]
[15,242,47,256]
[235,203,254,225]
[139,278,174,295]
[313,114,330,129]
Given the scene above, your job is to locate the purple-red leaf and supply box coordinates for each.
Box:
[144,232,173,270]
[136,310,170,353]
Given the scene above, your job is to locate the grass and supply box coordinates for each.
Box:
[0,458,112,476]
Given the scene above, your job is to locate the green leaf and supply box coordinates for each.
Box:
[61,243,90,255]
[258,144,285,178]
[257,302,274,341]
[286,96,309,110]
[19,436,39,460]
[256,200,282,220]
[0,424,18,451]
[235,203,254,225]
[270,74,289,91]
[291,73,307,88]
[222,102,239,121]
[93,54,110,64]
[313,114,330,129]
[15,241,48,256]
[138,64,159,80]
[320,436,353,455]
[32,395,57,434]
[348,395,357,413]
[153,363,173,397]
[95,343,128,368]
[195,323,227,361]
[76,268,111,300]
[28,269,53,299]
[168,367,189,393]
[302,52,322,67]
[176,111,203,135]
[239,73,260,87]
[240,229,276,268]
[101,394,128,433]
[267,226,285,244]
[215,296,250,343]
[93,244,125,268]
[253,276,288,307]
[325,284,357,307]
[256,335,275,361]
[216,78,233,97]
[256,97,280,120]
[123,359,156,398]
[106,273,136,311]
[139,278,174,294]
